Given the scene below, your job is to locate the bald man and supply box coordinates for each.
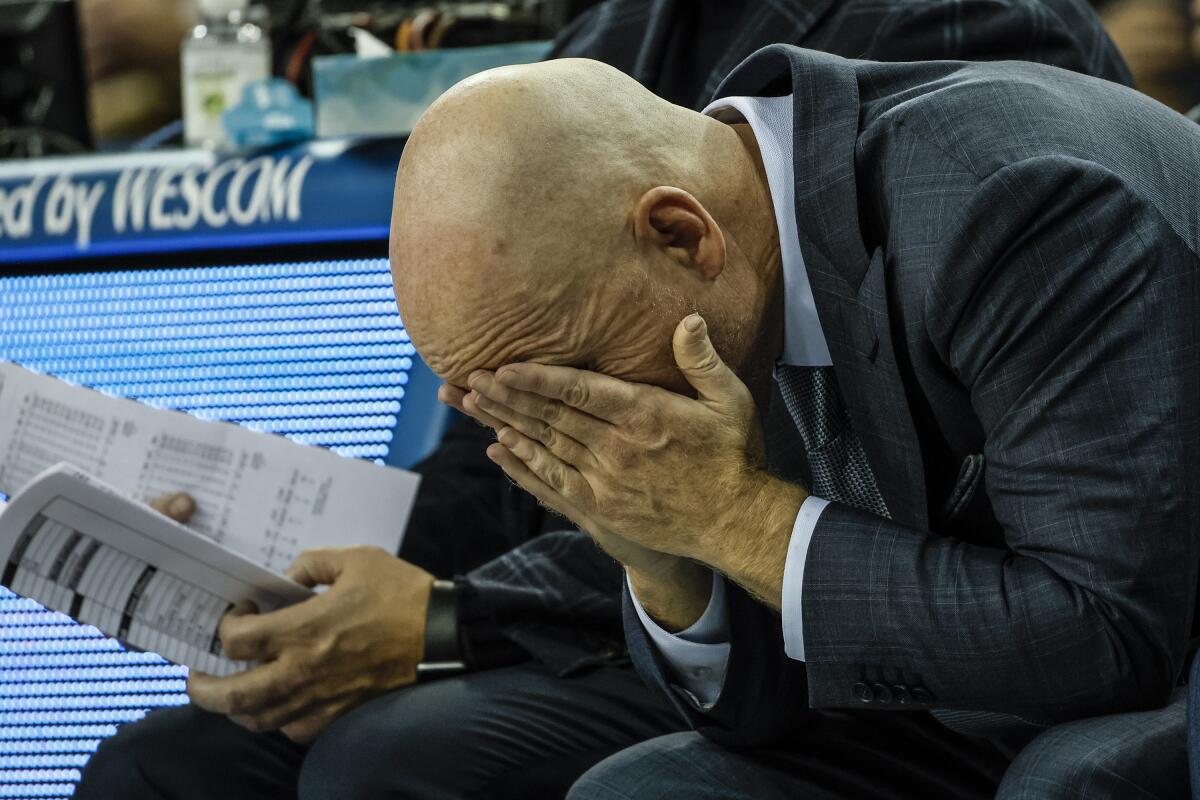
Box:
[399,51,1200,798]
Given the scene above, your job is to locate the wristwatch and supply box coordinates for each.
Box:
[416,579,466,677]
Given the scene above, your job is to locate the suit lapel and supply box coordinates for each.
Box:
[811,247,929,531]
[718,46,929,529]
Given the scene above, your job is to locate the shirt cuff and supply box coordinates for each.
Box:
[628,570,730,706]
[782,495,830,661]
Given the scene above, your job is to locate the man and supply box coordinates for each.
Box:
[397,47,1199,798]
[76,2,1139,798]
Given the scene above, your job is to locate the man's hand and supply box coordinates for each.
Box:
[454,314,807,609]
[188,546,435,743]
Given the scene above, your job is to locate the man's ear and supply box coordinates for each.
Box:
[633,186,726,280]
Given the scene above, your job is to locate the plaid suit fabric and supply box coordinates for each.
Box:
[456,0,1132,680]
[623,46,1200,748]
[993,686,1189,798]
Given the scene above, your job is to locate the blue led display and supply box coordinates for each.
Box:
[0,257,417,798]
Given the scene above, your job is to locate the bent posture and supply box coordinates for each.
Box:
[394,51,1200,797]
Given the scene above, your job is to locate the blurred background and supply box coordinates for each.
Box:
[3,0,601,156]
[2,0,1196,159]
[0,0,1195,797]
[1091,0,1199,114]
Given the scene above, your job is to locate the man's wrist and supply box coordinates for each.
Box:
[705,471,807,610]
[627,558,713,633]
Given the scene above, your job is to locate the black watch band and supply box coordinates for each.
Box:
[417,580,465,677]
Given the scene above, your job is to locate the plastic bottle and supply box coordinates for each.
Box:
[181,0,271,148]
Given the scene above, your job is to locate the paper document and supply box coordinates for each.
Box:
[0,362,420,572]
[1,464,314,675]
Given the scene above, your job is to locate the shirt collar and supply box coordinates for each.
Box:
[702,94,832,367]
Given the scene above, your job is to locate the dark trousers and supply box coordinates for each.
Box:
[73,662,682,800]
[75,663,1190,799]
[566,688,1190,800]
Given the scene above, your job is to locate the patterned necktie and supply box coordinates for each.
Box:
[774,364,890,518]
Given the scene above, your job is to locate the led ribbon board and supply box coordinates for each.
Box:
[0,139,438,798]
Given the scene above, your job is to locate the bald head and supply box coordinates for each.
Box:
[390,58,780,394]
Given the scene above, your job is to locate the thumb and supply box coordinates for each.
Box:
[672,314,745,404]
[284,548,348,588]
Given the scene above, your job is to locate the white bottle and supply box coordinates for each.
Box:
[181,0,271,148]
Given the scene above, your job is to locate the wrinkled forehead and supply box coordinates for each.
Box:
[396,267,590,388]
[389,189,602,387]
[416,313,587,388]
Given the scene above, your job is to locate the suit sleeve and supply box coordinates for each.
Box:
[664,153,1199,744]
[459,529,627,675]
[623,578,812,746]
[799,155,1200,722]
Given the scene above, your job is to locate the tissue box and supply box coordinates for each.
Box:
[312,41,553,139]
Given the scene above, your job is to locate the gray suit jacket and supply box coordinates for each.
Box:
[626,45,1200,746]
[413,0,1134,679]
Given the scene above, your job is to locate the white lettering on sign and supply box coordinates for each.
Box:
[0,176,46,240]
[0,154,314,251]
[44,175,105,248]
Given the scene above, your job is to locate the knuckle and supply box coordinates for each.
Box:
[223,631,262,660]
[626,408,663,443]
[612,442,640,471]
[311,633,337,662]
[218,627,242,655]
[276,670,302,697]
[545,463,567,491]
[356,544,388,560]
[565,381,589,408]
[541,399,563,424]
[221,639,246,661]
[694,351,723,375]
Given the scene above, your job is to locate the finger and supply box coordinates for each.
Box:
[495,426,593,506]
[438,383,468,412]
[284,548,350,587]
[219,595,322,661]
[226,688,315,733]
[149,491,197,524]
[188,659,298,718]
[493,364,638,425]
[440,382,506,431]
[215,601,266,661]
[672,314,750,407]
[486,441,590,526]
[466,382,599,468]
[228,600,258,618]
[281,708,338,744]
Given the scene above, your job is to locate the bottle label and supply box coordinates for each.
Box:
[182,45,270,147]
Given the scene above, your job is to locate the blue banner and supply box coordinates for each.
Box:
[0,137,405,265]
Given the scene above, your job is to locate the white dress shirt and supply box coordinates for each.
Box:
[628,93,832,704]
